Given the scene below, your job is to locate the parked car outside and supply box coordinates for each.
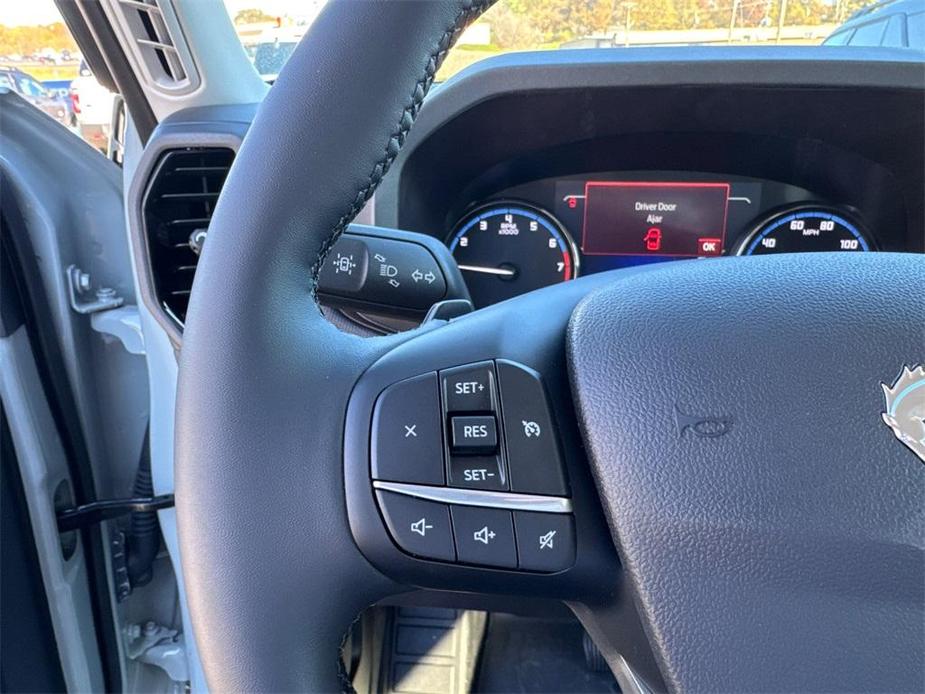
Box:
[0,65,75,128]
[823,0,925,48]
[69,60,116,152]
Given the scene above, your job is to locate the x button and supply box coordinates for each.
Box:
[372,372,444,485]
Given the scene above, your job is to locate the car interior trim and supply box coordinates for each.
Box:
[372,480,574,513]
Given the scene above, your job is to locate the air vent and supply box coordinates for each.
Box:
[142,148,234,325]
[107,0,198,92]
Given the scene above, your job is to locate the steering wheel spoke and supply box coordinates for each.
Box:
[343,271,665,690]
[345,274,620,596]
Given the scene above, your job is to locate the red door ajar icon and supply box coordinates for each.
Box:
[644,227,662,252]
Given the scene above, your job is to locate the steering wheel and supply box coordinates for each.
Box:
[175,1,925,691]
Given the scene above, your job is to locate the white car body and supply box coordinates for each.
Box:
[70,65,116,151]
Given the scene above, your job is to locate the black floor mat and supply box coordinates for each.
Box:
[473,614,619,693]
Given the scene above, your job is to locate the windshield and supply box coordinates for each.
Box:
[224,0,924,81]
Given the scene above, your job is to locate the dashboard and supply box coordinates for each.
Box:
[133,47,925,340]
[445,173,873,307]
[372,48,924,318]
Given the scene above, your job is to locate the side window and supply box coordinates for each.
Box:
[908,12,925,49]
[824,30,853,45]
[0,5,117,157]
[848,18,889,46]
[881,15,905,47]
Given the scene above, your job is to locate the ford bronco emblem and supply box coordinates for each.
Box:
[881,365,925,462]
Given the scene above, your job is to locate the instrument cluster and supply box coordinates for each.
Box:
[446,172,874,308]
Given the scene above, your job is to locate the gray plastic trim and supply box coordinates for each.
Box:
[372,481,573,513]
[126,128,243,348]
[0,328,106,692]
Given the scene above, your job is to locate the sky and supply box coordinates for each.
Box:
[0,0,328,27]
[1,0,63,26]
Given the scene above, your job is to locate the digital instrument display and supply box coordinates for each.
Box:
[448,203,577,308]
[736,207,871,255]
[580,181,730,257]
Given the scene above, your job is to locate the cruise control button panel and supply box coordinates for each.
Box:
[369,360,574,572]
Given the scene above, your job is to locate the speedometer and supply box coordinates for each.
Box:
[737,206,871,256]
[448,202,578,308]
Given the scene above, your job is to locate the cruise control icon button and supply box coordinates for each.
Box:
[497,361,569,495]
[521,420,541,438]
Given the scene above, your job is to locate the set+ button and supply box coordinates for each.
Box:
[441,361,496,412]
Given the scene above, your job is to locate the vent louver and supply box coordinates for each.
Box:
[112,0,197,92]
[142,148,235,325]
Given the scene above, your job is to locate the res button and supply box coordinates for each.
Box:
[450,415,497,453]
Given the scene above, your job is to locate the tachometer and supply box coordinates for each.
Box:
[448,202,578,308]
[737,206,871,255]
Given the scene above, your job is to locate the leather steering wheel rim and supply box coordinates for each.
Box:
[176,2,492,690]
